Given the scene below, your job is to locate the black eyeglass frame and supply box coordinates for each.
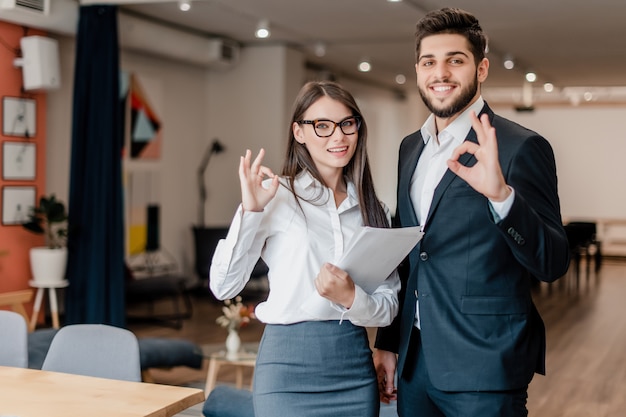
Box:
[297,115,362,138]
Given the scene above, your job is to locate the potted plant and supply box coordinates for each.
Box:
[22,194,68,284]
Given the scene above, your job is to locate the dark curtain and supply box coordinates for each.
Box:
[64,5,125,326]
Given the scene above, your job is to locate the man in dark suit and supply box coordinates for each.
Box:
[374,8,570,417]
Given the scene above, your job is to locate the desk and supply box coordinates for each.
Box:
[0,365,205,417]
[29,279,69,331]
[203,344,257,395]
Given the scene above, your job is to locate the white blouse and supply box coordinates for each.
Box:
[210,171,400,326]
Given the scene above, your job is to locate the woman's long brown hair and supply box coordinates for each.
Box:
[282,80,388,228]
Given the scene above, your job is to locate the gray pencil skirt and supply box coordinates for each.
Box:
[253,320,379,417]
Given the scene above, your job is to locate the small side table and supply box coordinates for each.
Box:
[29,279,69,332]
[203,347,257,396]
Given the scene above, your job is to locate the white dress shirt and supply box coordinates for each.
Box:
[210,170,400,326]
[409,97,515,327]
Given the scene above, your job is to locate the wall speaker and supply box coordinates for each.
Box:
[146,204,160,251]
[14,35,61,91]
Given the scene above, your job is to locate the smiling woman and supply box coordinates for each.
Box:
[208,80,399,417]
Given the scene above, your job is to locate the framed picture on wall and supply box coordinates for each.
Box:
[2,96,37,138]
[1,186,36,225]
[2,141,36,180]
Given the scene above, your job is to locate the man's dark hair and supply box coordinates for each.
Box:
[415,7,488,65]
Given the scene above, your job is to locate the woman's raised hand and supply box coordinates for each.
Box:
[239,148,279,212]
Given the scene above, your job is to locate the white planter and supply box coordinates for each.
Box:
[29,247,68,284]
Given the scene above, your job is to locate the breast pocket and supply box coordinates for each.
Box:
[461,296,529,315]
[446,182,477,198]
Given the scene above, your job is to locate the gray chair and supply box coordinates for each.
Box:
[0,310,28,368]
[41,324,142,382]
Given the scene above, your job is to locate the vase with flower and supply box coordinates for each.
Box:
[216,296,255,358]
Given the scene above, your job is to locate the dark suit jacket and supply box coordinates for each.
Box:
[375,103,570,392]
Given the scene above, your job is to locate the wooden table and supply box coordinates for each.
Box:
[0,365,205,417]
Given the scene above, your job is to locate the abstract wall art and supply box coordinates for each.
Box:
[129,74,162,160]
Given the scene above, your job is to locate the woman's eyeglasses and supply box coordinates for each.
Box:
[297,116,361,138]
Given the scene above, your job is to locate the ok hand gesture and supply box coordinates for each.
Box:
[239,148,279,212]
[447,111,511,202]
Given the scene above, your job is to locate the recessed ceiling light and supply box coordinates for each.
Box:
[178,0,191,12]
[314,42,326,57]
[255,19,271,39]
[525,72,537,83]
[503,55,515,70]
[358,59,371,72]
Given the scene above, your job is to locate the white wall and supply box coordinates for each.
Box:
[203,45,306,226]
[494,105,626,220]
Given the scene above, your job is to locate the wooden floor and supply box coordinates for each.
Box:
[128,258,626,417]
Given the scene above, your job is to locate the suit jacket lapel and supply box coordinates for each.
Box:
[398,133,425,228]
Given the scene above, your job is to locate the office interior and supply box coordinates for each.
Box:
[1,2,626,416]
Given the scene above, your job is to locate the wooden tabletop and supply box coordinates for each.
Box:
[0,366,205,417]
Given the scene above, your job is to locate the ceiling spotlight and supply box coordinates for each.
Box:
[395,74,406,85]
[525,71,537,83]
[314,42,326,58]
[178,0,191,11]
[358,58,371,72]
[583,91,593,102]
[255,19,271,39]
[503,56,515,70]
[543,82,554,93]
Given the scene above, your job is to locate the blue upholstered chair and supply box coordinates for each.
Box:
[0,310,29,368]
[41,324,142,382]
[203,386,254,417]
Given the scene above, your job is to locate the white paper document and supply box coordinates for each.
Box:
[338,225,423,292]
[301,226,424,317]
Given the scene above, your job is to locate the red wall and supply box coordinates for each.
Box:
[0,20,48,296]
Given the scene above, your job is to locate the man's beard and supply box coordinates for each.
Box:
[418,75,479,118]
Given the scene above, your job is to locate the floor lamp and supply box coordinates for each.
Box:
[197,138,225,227]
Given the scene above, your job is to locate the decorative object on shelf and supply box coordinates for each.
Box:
[22,194,68,284]
[216,296,255,359]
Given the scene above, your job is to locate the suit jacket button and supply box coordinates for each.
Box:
[419,252,428,261]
